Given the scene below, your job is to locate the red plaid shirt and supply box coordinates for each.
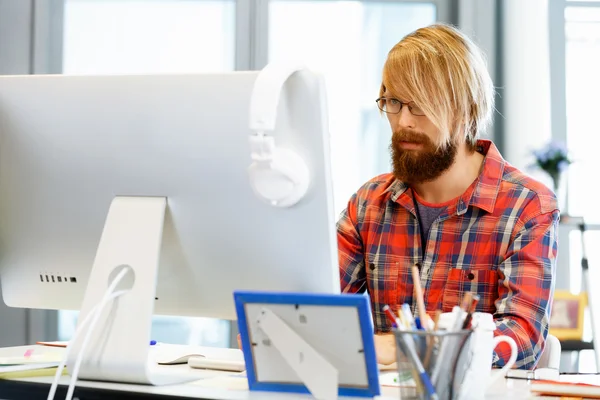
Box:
[338,140,559,369]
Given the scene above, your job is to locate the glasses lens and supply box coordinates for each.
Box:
[409,103,425,116]
[377,98,402,113]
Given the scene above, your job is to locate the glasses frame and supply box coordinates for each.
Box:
[375,97,426,117]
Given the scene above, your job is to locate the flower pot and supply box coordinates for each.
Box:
[552,173,568,215]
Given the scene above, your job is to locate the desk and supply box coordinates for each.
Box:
[0,374,535,400]
[0,345,588,400]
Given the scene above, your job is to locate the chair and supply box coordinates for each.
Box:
[538,333,561,369]
[506,334,561,380]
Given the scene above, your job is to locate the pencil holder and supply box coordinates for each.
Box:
[393,329,473,400]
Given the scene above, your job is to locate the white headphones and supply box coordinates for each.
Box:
[248,62,311,208]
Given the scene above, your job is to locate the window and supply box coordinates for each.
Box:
[550,0,600,373]
[63,0,235,74]
[268,1,439,214]
[564,6,600,221]
[58,0,236,347]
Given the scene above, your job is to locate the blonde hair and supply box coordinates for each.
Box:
[380,23,494,149]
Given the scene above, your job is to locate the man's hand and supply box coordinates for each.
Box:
[374,333,396,365]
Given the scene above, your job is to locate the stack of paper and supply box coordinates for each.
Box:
[0,352,64,379]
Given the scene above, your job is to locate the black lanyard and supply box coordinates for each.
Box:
[411,189,426,262]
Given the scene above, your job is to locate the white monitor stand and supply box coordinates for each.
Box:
[65,196,195,385]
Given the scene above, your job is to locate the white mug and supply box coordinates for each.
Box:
[456,313,518,400]
[438,312,518,400]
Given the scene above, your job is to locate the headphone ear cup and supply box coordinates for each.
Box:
[248,147,309,207]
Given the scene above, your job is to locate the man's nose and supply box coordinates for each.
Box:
[395,106,416,129]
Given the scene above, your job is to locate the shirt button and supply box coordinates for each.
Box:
[467,272,475,280]
[369,263,376,270]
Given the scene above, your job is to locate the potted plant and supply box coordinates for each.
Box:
[531,140,572,211]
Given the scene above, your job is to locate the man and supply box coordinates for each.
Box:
[337,24,559,370]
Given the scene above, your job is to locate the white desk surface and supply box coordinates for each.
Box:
[0,344,595,399]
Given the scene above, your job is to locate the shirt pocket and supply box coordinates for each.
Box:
[442,268,499,313]
[366,255,400,308]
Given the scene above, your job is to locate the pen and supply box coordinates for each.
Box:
[415,317,424,330]
[401,303,416,330]
[383,305,399,328]
[423,310,442,369]
[461,294,480,330]
[397,308,409,329]
[412,265,429,331]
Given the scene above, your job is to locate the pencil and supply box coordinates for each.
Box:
[382,305,398,328]
[461,294,480,329]
[423,310,442,369]
[460,291,473,312]
[412,264,428,330]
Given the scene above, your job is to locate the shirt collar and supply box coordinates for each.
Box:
[383,139,505,214]
[465,139,505,214]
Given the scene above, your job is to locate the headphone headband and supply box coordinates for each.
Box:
[249,61,307,133]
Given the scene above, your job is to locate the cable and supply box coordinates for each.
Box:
[66,267,132,400]
[47,289,129,400]
[47,289,127,400]
[47,266,132,400]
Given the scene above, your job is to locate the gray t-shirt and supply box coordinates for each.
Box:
[414,199,446,257]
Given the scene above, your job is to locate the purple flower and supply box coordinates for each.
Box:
[558,160,569,172]
[531,140,572,178]
[534,149,549,163]
[549,141,567,153]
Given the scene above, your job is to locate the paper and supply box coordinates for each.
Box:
[0,353,63,366]
[378,371,416,388]
[0,363,63,379]
[190,373,248,391]
[36,341,69,348]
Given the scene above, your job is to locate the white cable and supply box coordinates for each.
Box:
[47,266,132,400]
[66,267,132,400]
[46,290,128,400]
[46,289,127,400]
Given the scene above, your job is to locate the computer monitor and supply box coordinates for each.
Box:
[0,64,340,385]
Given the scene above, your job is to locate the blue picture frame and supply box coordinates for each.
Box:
[234,291,380,398]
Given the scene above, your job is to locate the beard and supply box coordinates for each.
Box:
[389,128,458,184]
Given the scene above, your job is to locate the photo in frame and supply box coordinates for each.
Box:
[549,290,587,341]
[233,291,380,398]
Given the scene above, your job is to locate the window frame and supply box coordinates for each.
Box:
[251,0,452,69]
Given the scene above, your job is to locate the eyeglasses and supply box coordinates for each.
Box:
[375,97,425,116]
